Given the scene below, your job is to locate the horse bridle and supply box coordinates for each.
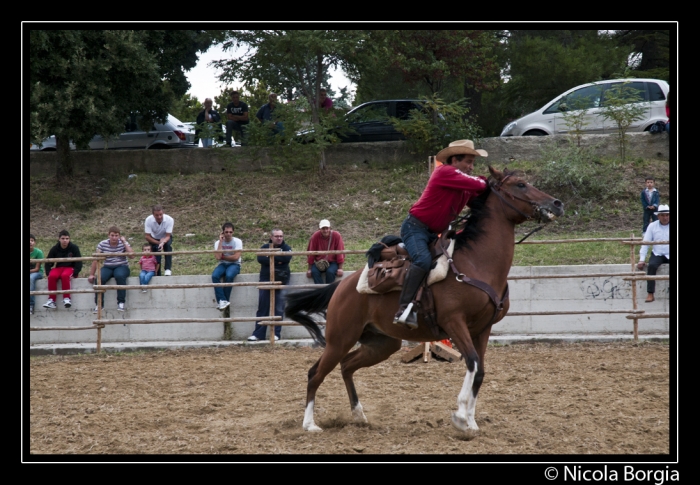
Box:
[489,175,546,244]
[489,175,541,221]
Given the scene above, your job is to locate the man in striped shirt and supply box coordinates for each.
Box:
[88,226,135,312]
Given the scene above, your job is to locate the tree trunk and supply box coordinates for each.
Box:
[463,83,483,123]
[319,149,326,172]
[55,136,73,179]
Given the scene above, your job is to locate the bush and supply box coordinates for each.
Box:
[390,95,482,156]
[536,137,626,203]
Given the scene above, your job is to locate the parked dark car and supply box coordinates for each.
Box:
[297,99,431,143]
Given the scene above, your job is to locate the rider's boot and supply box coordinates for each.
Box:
[393,265,429,329]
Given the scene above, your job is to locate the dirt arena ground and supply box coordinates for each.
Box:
[28,341,671,458]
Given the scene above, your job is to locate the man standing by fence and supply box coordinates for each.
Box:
[637,204,670,303]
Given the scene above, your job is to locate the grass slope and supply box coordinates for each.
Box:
[28,156,670,276]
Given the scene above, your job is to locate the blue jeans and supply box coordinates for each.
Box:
[212,262,240,302]
[95,265,131,305]
[252,276,289,340]
[311,261,339,284]
[139,270,155,285]
[30,272,43,306]
[400,215,437,272]
[226,121,247,145]
[151,236,173,275]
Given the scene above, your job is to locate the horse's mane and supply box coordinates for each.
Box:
[452,169,524,250]
[452,184,491,250]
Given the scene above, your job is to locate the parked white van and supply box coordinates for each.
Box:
[500,78,669,137]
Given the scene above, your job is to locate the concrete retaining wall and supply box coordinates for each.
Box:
[29,264,669,345]
[28,133,669,177]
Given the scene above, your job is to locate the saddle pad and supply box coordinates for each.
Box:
[356,239,454,295]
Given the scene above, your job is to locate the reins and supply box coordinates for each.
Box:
[436,174,555,324]
[489,176,546,244]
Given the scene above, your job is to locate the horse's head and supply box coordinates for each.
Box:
[487,166,564,223]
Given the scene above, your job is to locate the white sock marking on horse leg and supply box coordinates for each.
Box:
[351,402,367,423]
[454,362,479,431]
[465,393,479,430]
[303,400,322,432]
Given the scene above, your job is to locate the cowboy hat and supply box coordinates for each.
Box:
[319,219,331,229]
[436,140,488,163]
[654,204,670,215]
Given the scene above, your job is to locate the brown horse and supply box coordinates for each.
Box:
[285,166,564,436]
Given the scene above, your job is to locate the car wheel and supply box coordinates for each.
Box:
[523,130,548,136]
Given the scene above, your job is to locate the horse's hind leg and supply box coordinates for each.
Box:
[340,332,402,424]
[303,339,359,432]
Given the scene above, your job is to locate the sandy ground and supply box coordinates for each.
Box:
[27,341,671,459]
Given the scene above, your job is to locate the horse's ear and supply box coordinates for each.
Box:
[488,165,503,180]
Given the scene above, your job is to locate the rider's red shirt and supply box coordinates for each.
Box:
[409,164,487,233]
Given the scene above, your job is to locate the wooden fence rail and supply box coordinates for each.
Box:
[29,236,670,350]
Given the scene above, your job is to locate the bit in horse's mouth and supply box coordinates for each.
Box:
[539,208,558,222]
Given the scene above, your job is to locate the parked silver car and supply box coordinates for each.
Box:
[500,78,669,137]
[30,113,197,150]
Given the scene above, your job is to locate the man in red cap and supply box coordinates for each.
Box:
[394,140,489,328]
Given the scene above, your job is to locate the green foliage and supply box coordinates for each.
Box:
[214,30,372,128]
[599,83,648,162]
[170,92,203,123]
[536,137,626,204]
[390,95,482,155]
[558,96,593,147]
[366,30,500,96]
[29,29,216,178]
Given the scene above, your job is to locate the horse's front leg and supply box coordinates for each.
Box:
[446,324,481,436]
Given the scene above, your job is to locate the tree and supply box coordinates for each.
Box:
[599,83,648,162]
[613,29,671,81]
[213,30,374,170]
[170,92,203,123]
[29,29,218,178]
[477,30,630,137]
[366,30,499,96]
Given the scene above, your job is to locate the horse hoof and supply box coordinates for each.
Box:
[451,413,479,438]
[304,424,323,433]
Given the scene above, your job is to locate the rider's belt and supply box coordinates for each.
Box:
[406,214,430,230]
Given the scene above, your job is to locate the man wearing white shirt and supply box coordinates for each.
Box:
[212,222,243,310]
[637,204,670,303]
[144,205,174,276]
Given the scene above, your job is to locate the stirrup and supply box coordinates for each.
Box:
[393,302,418,329]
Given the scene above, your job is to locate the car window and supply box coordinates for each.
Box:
[601,82,647,105]
[346,103,391,123]
[396,101,421,120]
[561,85,605,112]
[647,82,666,101]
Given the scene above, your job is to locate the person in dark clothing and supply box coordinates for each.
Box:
[248,228,293,341]
[43,229,83,309]
[225,90,250,146]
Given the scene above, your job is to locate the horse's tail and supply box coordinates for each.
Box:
[284,281,341,347]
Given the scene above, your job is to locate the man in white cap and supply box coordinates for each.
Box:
[306,219,345,284]
[394,140,489,328]
[637,204,670,303]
